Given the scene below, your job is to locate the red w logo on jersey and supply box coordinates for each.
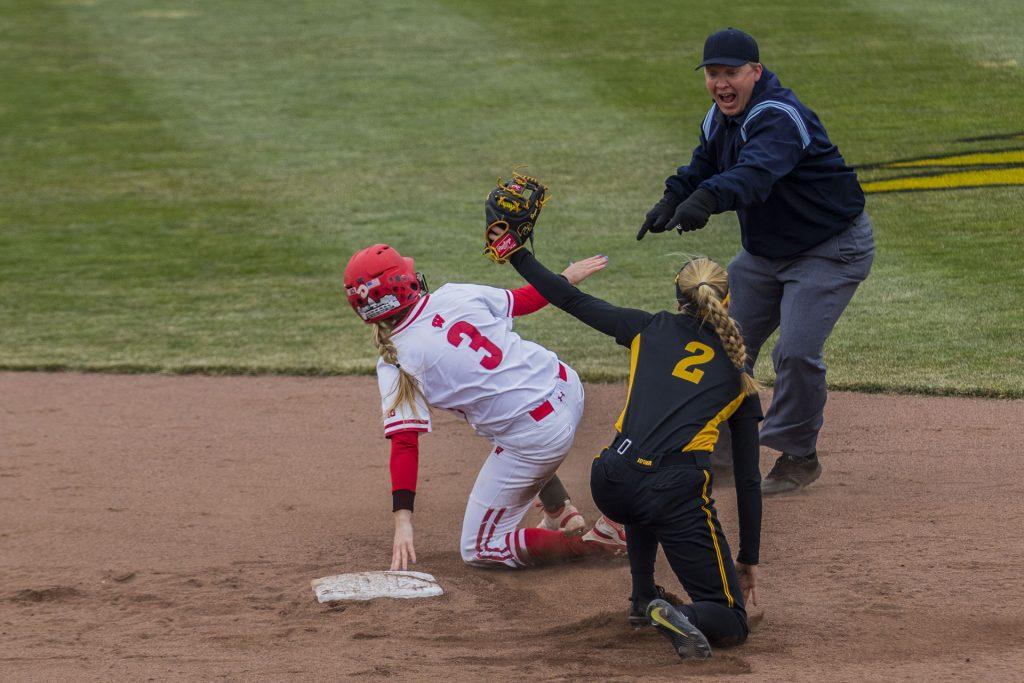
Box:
[432,314,445,328]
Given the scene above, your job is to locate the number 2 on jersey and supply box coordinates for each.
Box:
[672,341,715,384]
[446,321,503,370]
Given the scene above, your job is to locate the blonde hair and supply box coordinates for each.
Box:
[371,319,425,418]
[675,258,761,396]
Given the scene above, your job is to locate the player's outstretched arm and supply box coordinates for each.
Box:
[561,254,609,285]
[509,250,652,345]
[508,255,609,318]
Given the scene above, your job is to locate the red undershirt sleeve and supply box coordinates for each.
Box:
[509,284,549,317]
[388,430,419,512]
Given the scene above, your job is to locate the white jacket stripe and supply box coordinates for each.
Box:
[740,100,811,148]
[701,104,717,141]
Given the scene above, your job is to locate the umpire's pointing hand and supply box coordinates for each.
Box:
[636,192,682,240]
[667,187,717,234]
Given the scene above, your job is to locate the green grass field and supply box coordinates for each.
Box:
[2,0,1022,396]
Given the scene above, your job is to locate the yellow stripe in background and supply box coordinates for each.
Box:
[614,334,641,432]
[700,469,734,608]
[885,150,1024,168]
[863,167,1024,193]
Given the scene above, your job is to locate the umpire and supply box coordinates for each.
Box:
[637,28,875,495]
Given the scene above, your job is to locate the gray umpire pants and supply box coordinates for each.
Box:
[715,211,875,460]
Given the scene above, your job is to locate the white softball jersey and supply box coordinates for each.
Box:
[377,283,563,439]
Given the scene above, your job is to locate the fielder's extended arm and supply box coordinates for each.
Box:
[509,250,652,347]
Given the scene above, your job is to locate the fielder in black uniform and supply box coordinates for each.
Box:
[509,249,762,660]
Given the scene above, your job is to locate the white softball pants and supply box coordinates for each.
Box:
[459,364,585,568]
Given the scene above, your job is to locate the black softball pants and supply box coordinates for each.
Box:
[591,447,748,646]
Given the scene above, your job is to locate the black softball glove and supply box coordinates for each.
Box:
[484,171,549,264]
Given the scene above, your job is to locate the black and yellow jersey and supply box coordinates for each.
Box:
[511,249,764,566]
[510,250,761,455]
[613,311,761,455]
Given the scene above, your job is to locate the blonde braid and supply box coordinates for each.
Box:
[699,293,761,395]
[371,320,425,418]
[676,258,762,396]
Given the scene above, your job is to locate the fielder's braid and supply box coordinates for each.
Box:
[676,258,762,396]
[702,295,750,370]
[372,320,424,418]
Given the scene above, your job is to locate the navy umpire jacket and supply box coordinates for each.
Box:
[665,69,865,258]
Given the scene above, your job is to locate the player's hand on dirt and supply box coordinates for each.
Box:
[735,562,758,606]
[390,510,417,571]
[561,255,609,285]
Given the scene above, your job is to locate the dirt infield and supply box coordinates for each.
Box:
[2,372,1023,681]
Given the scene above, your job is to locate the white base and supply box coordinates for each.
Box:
[311,570,443,603]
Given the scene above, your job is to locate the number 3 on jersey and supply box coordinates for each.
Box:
[672,341,714,383]
[447,320,503,370]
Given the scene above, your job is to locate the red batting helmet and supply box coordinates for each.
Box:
[343,244,424,323]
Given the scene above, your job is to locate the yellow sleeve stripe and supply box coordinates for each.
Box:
[700,469,735,608]
[613,334,642,433]
[682,389,746,452]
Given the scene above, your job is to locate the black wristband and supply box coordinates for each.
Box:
[392,489,415,512]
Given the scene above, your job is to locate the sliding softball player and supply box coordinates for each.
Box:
[343,242,625,570]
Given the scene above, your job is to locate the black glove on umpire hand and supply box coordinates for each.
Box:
[636,191,683,241]
[667,187,717,233]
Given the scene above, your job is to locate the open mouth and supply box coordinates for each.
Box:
[717,92,737,107]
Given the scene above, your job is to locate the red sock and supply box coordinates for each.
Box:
[518,528,589,566]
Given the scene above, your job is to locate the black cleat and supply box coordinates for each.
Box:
[761,452,822,496]
[628,585,668,629]
[646,599,712,660]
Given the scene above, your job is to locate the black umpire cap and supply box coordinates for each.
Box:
[696,28,759,69]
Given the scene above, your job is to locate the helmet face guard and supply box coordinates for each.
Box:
[346,276,403,322]
[343,244,425,324]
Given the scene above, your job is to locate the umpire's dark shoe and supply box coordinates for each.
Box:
[761,452,822,496]
[647,599,712,660]
[628,585,668,629]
